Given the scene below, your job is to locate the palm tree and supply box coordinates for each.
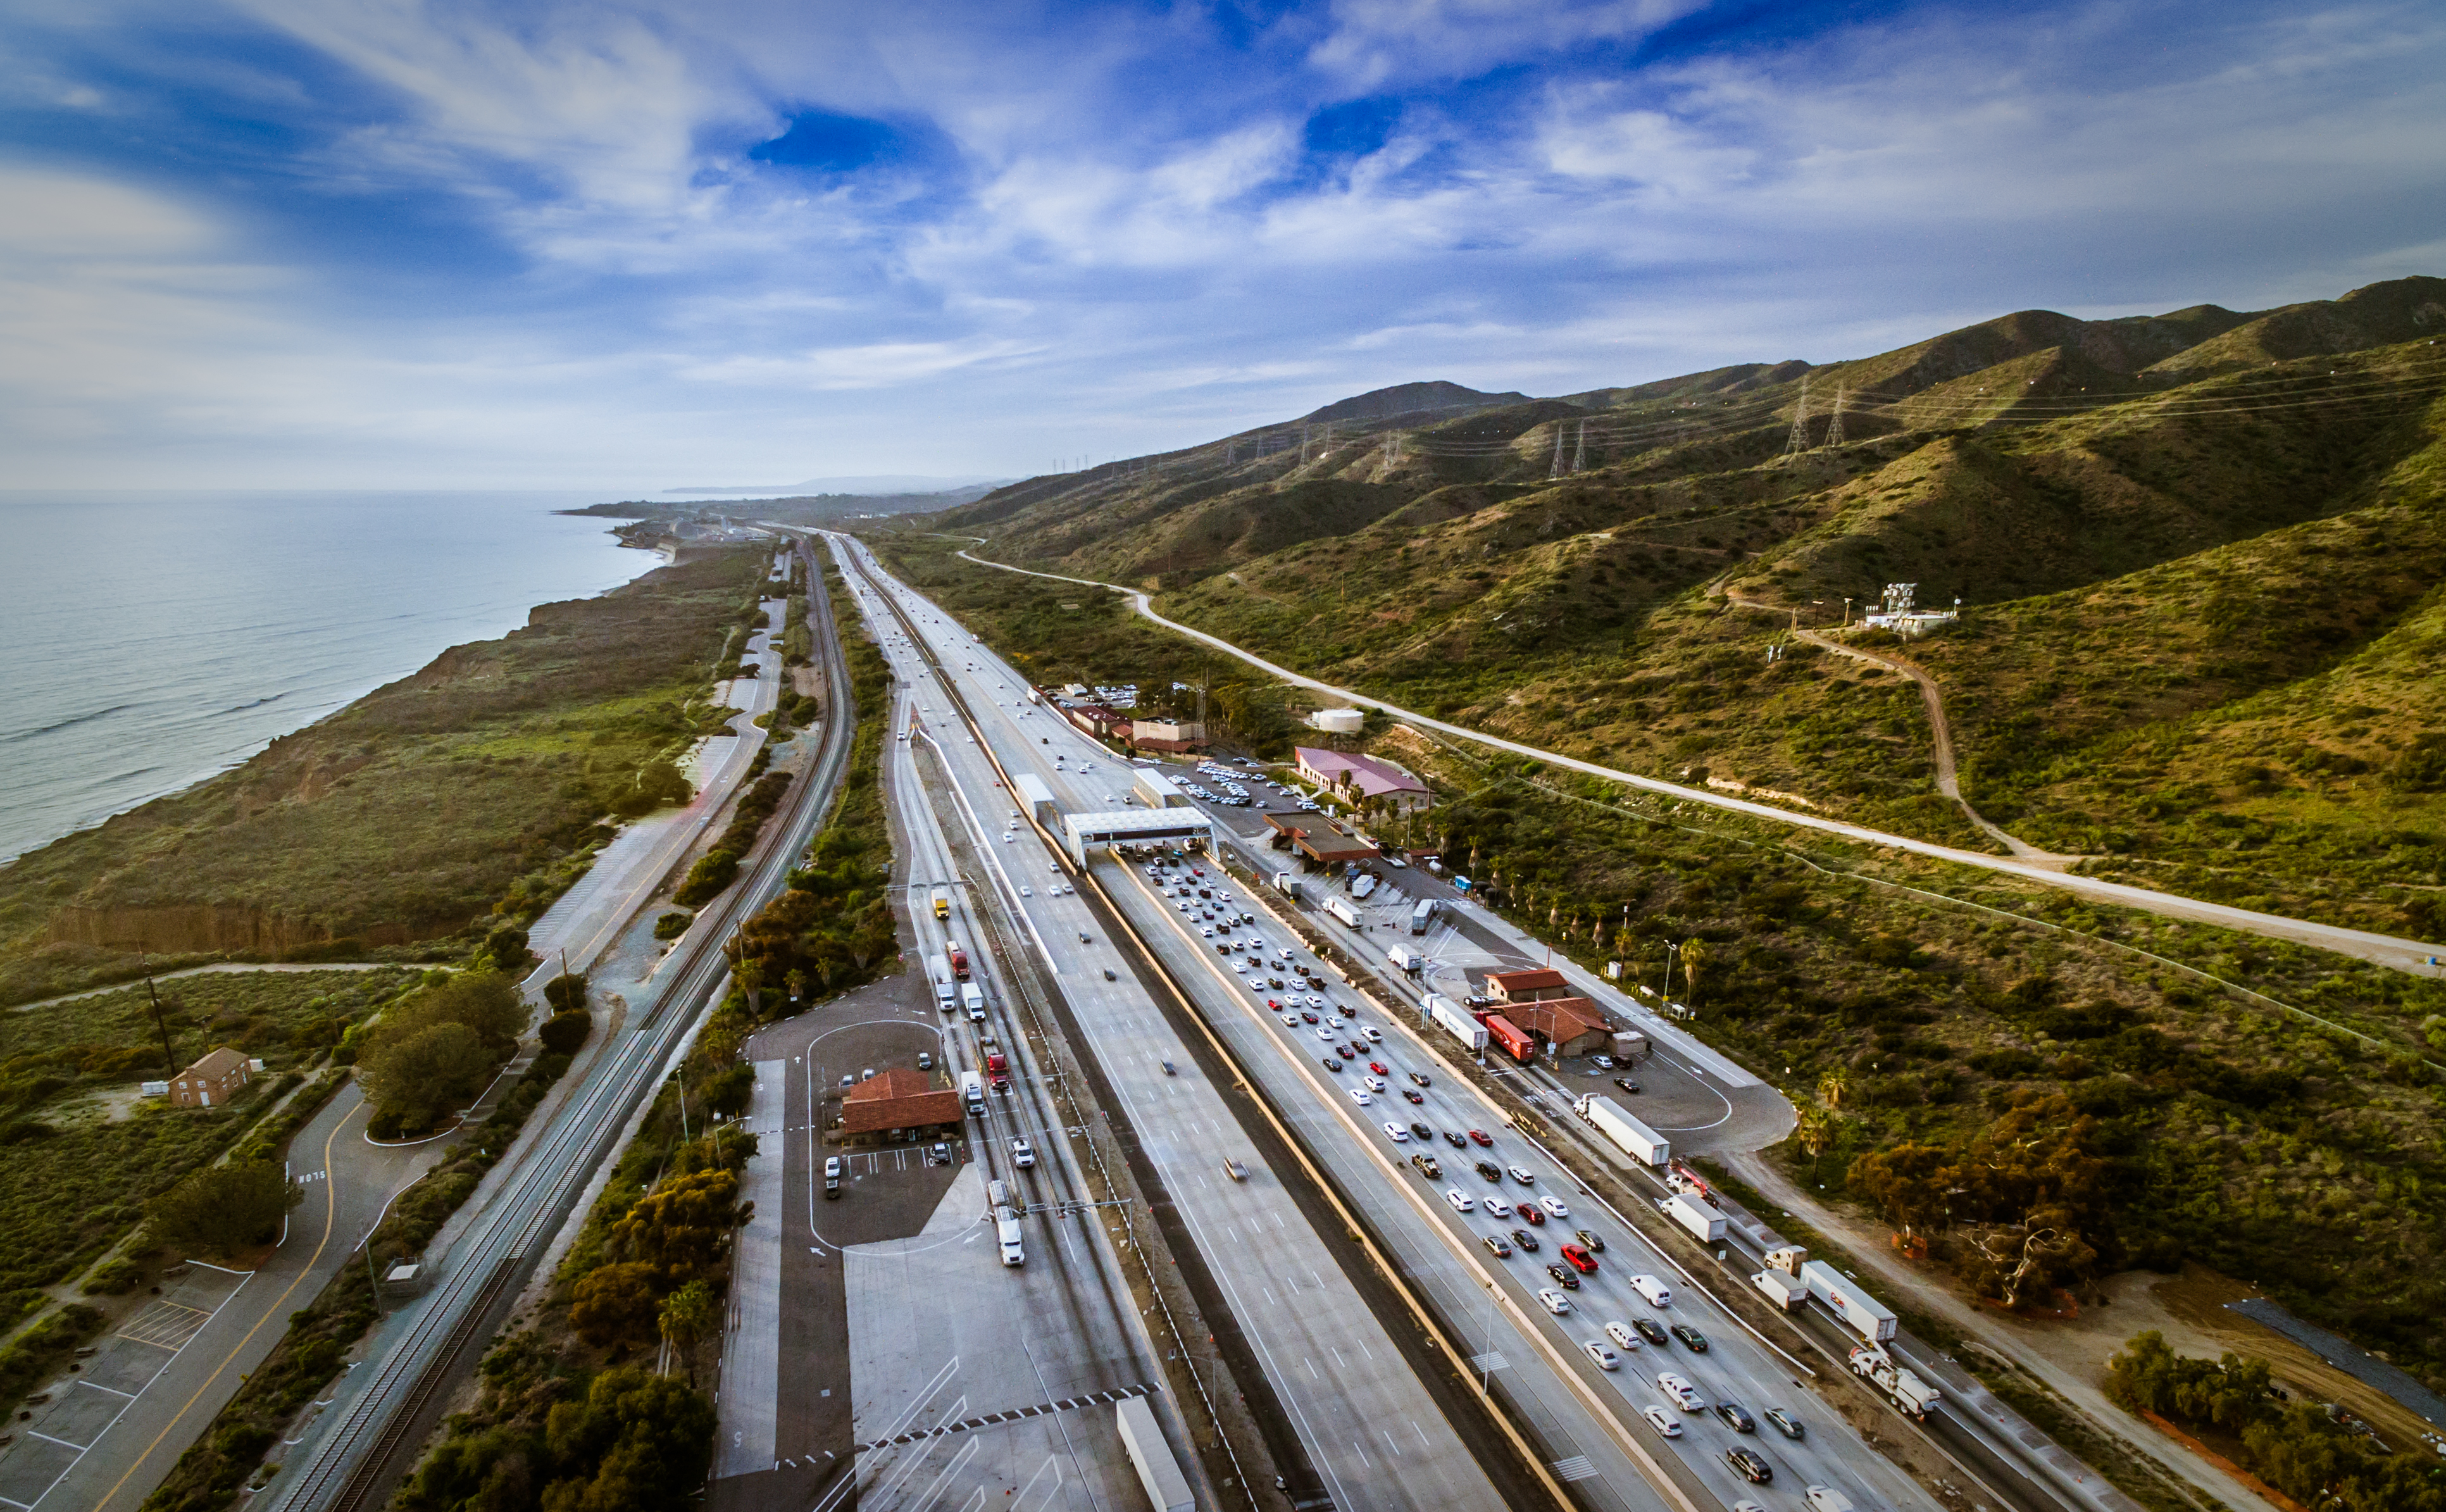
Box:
[659,1280,718,1384]
[1817,1070,1848,1110]
[1678,937,1708,1013]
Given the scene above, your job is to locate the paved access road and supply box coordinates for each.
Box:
[828,547,1519,1512]
[0,1084,439,1512]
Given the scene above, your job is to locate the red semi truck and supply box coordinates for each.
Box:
[1484,1013,1536,1063]
[985,1049,1010,1090]
[945,940,970,981]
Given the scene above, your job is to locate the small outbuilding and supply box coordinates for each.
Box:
[168,1047,253,1109]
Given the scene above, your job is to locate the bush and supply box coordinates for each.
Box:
[652,911,692,940]
[148,1162,301,1258]
[479,924,532,973]
[542,1366,716,1511]
[543,973,587,1015]
[539,1012,591,1057]
[672,851,739,908]
[81,1257,142,1295]
[568,1260,661,1347]
[360,1022,494,1134]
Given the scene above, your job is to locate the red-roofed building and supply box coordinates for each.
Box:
[1486,967,1572,1003]
[1508,996,1613,1057]
[169,1047,253,1109]
[1293,747,1432,813]
[840,1068,962,1139]
[1063,704,1132,742]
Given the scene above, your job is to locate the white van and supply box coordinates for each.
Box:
[1629,1274,1673,1308]
[1804,1490,1857,1512]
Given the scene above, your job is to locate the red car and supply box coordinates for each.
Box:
[1560,1243,1598,1274]
[1369,1062,1388,1077]
[1468,1129,1493,1147]
[1519,1204,1546,1226]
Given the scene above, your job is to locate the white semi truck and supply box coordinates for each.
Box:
[1324,896,1363,928]
[994,1204,1025,1266]
[1386,943,1423,975]
[1426,993,1487,1050]
[1410,897,1437,934]
[1665,1193,1726,1244]
[961,1070,985,1116]
[1802,1259,1898,1344]
[1573,1093,1670,1166]
[1115,1396,1193,1512]
[1850,1345,1941,1418]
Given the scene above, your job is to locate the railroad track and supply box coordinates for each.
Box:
[264,539,859,1512]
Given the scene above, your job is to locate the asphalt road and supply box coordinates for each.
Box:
[832,552,1522,1512]
[256,542,856,1512]
[0,1083,440,1512]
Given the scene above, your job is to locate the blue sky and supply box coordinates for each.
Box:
[3,0,2441,489]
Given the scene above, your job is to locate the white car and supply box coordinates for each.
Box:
[1657,1371,1706,1411]
[1536,1289,1573,1315]
[1583,1340,1621,1371]
[1020,886,1033,897]
[1539,1196,1570,1218]
[1011,1137,1036,1168]
[1483,1197,1513,1218]
[1363,1027,1383,1042]
[1605,1320,1639,1349]
[1316,1028,1336,1042]
[1350,1089,1373,1106]
[1641,1406,1681,1438]
[1382,1123,1409,1142]
[1630,1274,1672,1307]
[1280,1013,1301,1027]
[1804,1491,1856,1512]
[1444,1189,1475,1213]
[1233,963,1248,975]
[1326,1016,1344,1028]
[1363,1076,1385,1092]
[1506,1164,1535,1184]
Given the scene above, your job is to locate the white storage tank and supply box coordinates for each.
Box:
[1310,708,1365,733]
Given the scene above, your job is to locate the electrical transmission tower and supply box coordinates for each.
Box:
[1783,375,1813,457]
[1573,418,1587,473]
[1825,387,1847,448]
[1551,425,1567,478]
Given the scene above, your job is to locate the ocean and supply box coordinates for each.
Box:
[0,490,658,866]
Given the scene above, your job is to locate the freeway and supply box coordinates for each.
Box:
[258,539,861,1512]
[940,544,2446,980]
[829,544,1521,1510]
[828,534,1956,1512]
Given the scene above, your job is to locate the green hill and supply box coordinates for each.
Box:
[889,276,2446,934]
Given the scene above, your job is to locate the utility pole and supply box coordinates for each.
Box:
[1783,375,1813,457]
[142,954,177,1075]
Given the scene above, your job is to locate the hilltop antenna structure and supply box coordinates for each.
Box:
[1573,418,1587,473]
[1825,387,1847,448]
[1783,375,1813,457]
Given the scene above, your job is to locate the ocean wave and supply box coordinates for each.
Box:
[0,703,135,745]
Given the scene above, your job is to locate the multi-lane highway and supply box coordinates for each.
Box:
[258,540,860,1512]
[826,542,1521,1511]
[827,532,1971,1512]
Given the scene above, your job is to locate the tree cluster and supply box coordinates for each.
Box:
[2109,1332,2446,1511]
[356,972,527,1138]
[146,1160,301,1259]
[1847,1093,2112,1306]
[672,769,794,907]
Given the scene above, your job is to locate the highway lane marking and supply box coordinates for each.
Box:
[85,1097,363,1512]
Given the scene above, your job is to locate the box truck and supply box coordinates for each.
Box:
[1428,994,1487,1051]
[1666,1194,1726,1244]
[1325,896,1363,928]
[1573,1094,1670,1166]
[961,1070,985,1115]
[929,963,956,1011]
[1273,872,1302,899]
[1350,872,1378,901]
[932,885,951,920]
[1410,898,1437,934]
[1803,1261,1898,1344]
[1387,944,1423,975]
[961,982,987,1022]
[1752,1269,1807,1309]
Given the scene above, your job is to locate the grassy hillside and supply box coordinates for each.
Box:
[878,275,2446,935]
[0,550,769,1005]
